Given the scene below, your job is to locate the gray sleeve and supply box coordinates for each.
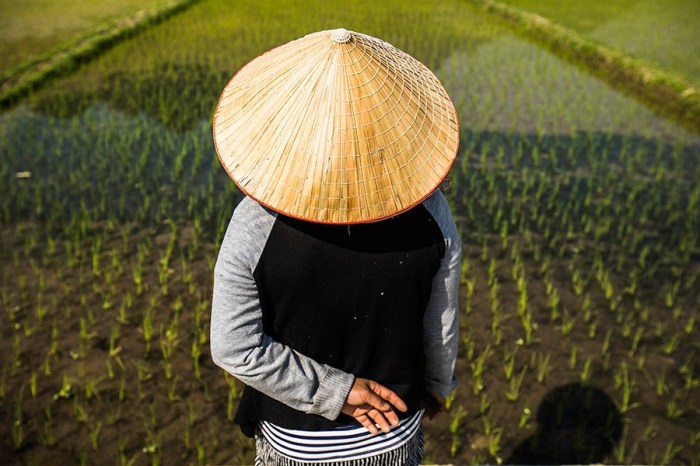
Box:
[210,197,355,421]
[422,189,461,398]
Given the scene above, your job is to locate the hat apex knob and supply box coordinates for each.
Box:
[330,28,352,43]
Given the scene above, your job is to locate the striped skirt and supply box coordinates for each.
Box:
[254,411,424,466]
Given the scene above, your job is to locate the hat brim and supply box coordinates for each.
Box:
[213,29,460,224]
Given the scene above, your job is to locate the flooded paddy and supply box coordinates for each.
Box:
[1,0,698,464]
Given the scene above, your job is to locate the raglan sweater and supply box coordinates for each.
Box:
[210,189,461,437]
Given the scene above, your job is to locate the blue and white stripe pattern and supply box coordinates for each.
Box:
[257,410,424,463]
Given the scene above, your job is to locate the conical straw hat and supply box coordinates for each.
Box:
[213,28,459,224]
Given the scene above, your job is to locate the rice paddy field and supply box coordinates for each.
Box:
[1,0,699,465]
[499,0,700,83]
[0,0,174,75]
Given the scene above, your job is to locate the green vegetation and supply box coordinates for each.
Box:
[496,0,700,82]
[468,0,700,134]
[0,0,175,73]
[1,0,698,464]
[0,0,201,106]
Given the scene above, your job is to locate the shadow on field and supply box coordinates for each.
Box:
[506,383,622,465]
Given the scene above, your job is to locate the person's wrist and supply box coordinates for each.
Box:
[309,367,355,420]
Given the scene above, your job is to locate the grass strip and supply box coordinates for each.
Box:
[0,0,201,108]
[468,0,700,134]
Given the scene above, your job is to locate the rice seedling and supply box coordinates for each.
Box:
[133,361,153,400]
[547,287,560,322]
[569,344,578,370]
[559,307,576,335]
[90,420,103,450]
[165,375,179,402]
[132,262,144,297]
[160,324,178,380]
[518,406,531,428]
[621,313,635,338]
[514,278,526,313]
[663,282,680,309]
[463,332,476,361]
[118,372,127,402]
[191,337,202,381]
[77,448,88,466]
[503,346,518,381]
[142,433,161,466]
[41,404,56,448]
[570,268,587,296]
[690,430,700,447]
[614,362,639,413]
[588,317,598,339]
[119,434,141,466]
[471,345,493,396]
[580,356,594,384]
[85,375,104,400]
[224,372,240,420]
[195,438,206,465]
[179,421,192,453]
[488,427,504,464]
[666,396,685,420]
[520,309,536,345]
[660,441,684,465]
[642,417,658,441]
[479,392,492,417]
[639,307,649,324]
[35,297,47,322]
[109,324,122,357]
[504,366,527,402]
[601,328,612,355]
[54,374,74,400]
[653,367,669,396]
[449,404,467,457]
[481,408,495,436]
[117,298,130,325]
[535,352,552,384]
[77,316,96,359]
[73,396,89,424]
[661,333,681,356]
[29,370,38,397]
[678,353,699,391]
[187,399,197,428]
[13,386,25,449]
[142,307,156,356]
[487,257,497,287]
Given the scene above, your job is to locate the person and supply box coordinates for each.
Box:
[210,28,461,466]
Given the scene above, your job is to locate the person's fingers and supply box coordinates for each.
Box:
[384,407,399,426]
[345,379,388,411]
[342,378,408,428]
[343,379,387,416]
[367,380,408,412]
[366,409,392,433]
[360,385,392,412]
[355,414,378,435]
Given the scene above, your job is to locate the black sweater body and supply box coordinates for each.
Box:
[235,204,445,434]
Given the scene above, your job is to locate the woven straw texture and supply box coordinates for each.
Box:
[213,29,459,224]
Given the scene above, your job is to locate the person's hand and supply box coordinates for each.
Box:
[341,378,408,434]
[424,392,445,420]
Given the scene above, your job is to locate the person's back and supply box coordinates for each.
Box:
[210,28,461,465]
